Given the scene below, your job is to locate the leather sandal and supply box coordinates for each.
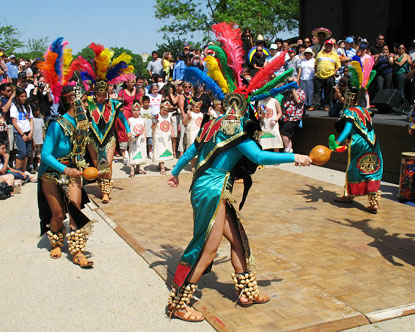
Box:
[73,253,93,268]
[168,305,204,322]
[50,246,62,259]
[238,293,270,307]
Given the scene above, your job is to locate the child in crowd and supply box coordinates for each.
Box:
[0,141,15,187]
[29,103,44,172]
[140,96,154,158]
[0,140,35,186]
[258,97,284,152]
[152,101,174,174]
[209,99,224,119]
[128,102,147,177]
[183,100,204,171]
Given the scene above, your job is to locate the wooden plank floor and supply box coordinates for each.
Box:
[86,168,415,332]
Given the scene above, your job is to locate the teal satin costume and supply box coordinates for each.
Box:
[171,122,295,289]
[337,106,383,196]
[38,113,90,234]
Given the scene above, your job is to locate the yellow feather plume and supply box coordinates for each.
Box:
[95,48,114,79]
[122,65,134,74]
[204,55,229,93]
[112,53,132,67]
[350,61,363,86]
[62,48,73,85]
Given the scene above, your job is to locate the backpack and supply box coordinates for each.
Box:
[0,182,13,200]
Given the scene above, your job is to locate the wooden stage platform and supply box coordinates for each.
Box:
[86,168,415,332]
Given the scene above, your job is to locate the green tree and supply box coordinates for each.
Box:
[0,25,24,54]
[156,36,187,59]
[26,37,49,54]
[154,0,299,42]
[75,46,95,63]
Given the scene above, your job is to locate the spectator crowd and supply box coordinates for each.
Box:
[1,27,414,198]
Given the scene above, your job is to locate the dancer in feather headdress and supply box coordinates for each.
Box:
[81,43,133,204]
[328,55,383,213]
[37,37,95,268]
[166,22,312,322]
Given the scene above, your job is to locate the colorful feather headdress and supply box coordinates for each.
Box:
[37,37,77,103]
[348,55,376,91]
[85,43,135,92]
[183,22,295,105]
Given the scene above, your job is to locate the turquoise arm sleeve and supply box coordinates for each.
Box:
[117,111,131,133]
[337,121,353,144]
[172,144,198,177]
[236,139,295,164]
[41,122,67,174]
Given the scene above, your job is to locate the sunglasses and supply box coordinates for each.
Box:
[5,90,11,92]
[304,41,311,44]
[398,47,405,49]
[184,86,192,88]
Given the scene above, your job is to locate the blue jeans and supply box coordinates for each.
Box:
[14,132,32,160]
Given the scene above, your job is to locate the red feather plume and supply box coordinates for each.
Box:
[245,51,287,94]
[89,43,104,57]
[212,22,244,88]
[67,56,96,82]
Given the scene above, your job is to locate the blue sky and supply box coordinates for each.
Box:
[1,0,295,55]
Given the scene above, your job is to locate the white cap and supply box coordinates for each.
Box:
[304,47,315,56]
[270,44,278,50]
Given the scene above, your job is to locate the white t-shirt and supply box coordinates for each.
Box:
[299,58,316,80]
[10,104,33,133]
[32,117,44,144]
[140,108,154,138]
[147,93,162,115]
[146,58,164,76]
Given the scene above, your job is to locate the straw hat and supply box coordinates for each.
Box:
[311,27,332,39]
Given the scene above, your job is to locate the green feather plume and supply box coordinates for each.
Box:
[251,68,294,97]
[348,66,360,89]
[366,70,376,88]
[208,45,236,92]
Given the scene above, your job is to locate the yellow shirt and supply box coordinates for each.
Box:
[315,50,341,79]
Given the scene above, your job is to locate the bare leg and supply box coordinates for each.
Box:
[68,181,82,230]
[22,157,28,172]
[42,181,66,258]
[42,182,66,232]
[172,137,177,157]
[223,205,270,305]
[188,200,226,284]
[159,162,166,174]
[15,158,23,171]
[282,135,291,150]
[222,206,246,274]
[0,174,15,186]
[106,143,116,180]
